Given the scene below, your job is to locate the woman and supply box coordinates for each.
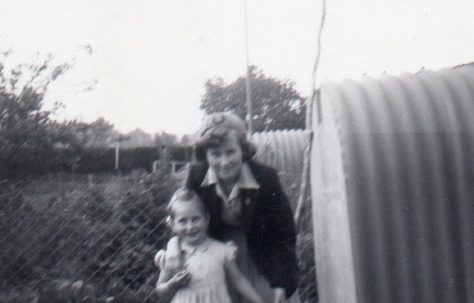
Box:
[166,112,299,303]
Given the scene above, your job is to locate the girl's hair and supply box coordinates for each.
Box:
[166,188,207,220]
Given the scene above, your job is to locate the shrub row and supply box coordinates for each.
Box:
[0,145,193,178]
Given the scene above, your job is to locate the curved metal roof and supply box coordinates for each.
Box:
[251,129,309,173]
[312,63,474,303]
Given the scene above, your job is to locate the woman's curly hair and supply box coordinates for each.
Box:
[193,112,256,163]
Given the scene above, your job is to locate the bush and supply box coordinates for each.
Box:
[0,168,181,302]
[0,166,317,302]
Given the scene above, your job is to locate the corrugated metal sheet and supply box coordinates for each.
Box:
[252,130,309,173]
[311,63,474,303]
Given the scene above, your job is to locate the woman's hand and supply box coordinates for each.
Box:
[273,287,285,303]
[163,236,183,272]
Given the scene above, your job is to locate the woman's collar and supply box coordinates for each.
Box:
[239,163,260,189]
[200,163,260,190]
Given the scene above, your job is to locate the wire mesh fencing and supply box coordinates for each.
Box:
[0,168,317,303]
[253,130,317,303]
[277,170,318,303]
[0,170,178,303]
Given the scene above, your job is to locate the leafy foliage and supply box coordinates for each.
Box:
[200,66,305,131]
[0,168,181,302]
[0,52,71,178]
[154,132,179,147]
[54,118,117,149]
[0,51,127,178]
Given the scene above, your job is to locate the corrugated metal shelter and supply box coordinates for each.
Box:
[170,131,308,177]
[252,130,309,174]
[311,64,474,303]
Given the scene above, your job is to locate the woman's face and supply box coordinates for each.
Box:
[205,133,243,185]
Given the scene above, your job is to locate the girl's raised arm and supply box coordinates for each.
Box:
[156,268,190,301]
[155,248,190,301]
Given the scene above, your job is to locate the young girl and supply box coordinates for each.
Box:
[154,188,263,303]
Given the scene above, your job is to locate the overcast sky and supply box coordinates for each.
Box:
[0,0,473,136]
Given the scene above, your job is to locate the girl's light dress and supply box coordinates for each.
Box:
[156,238,236,303]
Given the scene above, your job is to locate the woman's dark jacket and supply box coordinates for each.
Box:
[185,160,299,297]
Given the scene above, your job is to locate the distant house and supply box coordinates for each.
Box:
[120,128,154,148]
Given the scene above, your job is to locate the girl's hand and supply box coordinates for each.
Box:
[155,269,190,300]
[273,287,285,303]
[169,270,190,288]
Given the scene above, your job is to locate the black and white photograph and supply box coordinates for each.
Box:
[1,1,473,302]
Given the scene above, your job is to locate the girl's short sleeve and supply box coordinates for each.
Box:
[224,242,238,264]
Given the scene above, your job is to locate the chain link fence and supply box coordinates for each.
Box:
[278,170,317,303]
[0,167,317,303]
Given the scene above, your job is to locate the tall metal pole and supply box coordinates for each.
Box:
[244,0,253,135]
[115,140,120,171]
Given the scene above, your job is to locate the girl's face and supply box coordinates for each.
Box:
[205,133,243,186]
[170,200,209,247]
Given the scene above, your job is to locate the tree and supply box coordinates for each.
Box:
[200,66,305,132]
[0,51,71,177]
[154,132,178,148]
[180,134,193,146]
[56,118,116,148]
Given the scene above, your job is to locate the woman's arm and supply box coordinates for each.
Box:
[225,260,263,303]
[263,167,299,298]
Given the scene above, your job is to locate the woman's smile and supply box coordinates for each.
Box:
[206,133,243,185]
